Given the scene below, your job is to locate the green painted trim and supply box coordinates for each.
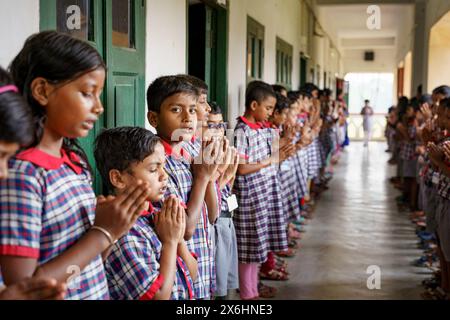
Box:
[39,0,57,30]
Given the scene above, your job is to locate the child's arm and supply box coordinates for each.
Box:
[152,196,185,300]
[0,182,151,285]
[185,141,221,240]
[177,241,198,281]
[205,182,219,224]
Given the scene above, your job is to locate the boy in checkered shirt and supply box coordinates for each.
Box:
[94,127,198,300]
[147,76,223,300]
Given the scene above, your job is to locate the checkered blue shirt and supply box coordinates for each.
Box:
[154,140,213,299]
[105,213,194,300]
[400,125,418,160]
[0,149,109,300]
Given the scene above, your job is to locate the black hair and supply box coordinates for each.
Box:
[323,88,333,97]
[9,31,106,171]
[440,98,450,110]
[147,75,199,113]
[245,80,276,109]
[0,67,34,146]
[209,101,222,115]
[299,89,312,99]
[301,83,319,95]
[177,74,208,95]
[274,93,290,114]
[364,99,370,104]
[419,94,433,106]
[287,91,301,101]
[272,85,287,94]
[396,96,410,122]
[410,97,420,112]
[94,126,161,194]
[432,85,450,98]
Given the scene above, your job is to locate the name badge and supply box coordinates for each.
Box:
[226,194,239,212]
[432,172,440,185]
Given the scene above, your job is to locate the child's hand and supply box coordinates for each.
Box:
[155,196,185,245]
[94,181,151,241]
[0,277,66,300]
[215,138,231,180]
[220,147,239,186]
[442,141,450,161]
[193,139,222,180]
[420,103,433,121]
[428,142,444,161]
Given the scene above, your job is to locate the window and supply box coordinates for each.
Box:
[276,37,293,89]
[247,16,264,83]
[112,0,135,48]
[56,0,94,41]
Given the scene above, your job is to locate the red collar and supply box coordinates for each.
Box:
[160,139,191,162]
[16,148,82,174]
[239,116,262,130]
[141,202,155,217]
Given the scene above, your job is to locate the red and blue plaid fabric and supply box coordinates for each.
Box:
[307,138,321,178]
[400,125,418,160]
[105,213,194,300]
[233,118,287,263]
[437,137,450,200]
[0,148,109,300]
[154,141,213,299]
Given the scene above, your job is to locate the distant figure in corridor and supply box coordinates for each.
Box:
[360,99,374,147]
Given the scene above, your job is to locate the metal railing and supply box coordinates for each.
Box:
[347,113,387,141]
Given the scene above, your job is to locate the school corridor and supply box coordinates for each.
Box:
[266,142,428,300]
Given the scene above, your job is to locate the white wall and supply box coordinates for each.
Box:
[145,0,187,130]
[227,0,304,127]
[343,48,396,73]
[0,0,39,69]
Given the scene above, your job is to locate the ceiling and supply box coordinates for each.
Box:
[316,2,415,73]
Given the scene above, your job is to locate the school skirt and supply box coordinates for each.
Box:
[279,162,302,223]
[421,183,438,233]
[266,173,289,253]
[293,149,309,198]
[307,139,321,178]
[436,196,450,262]
[402,158,417,178]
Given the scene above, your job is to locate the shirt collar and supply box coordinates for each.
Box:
[160,138,191,162]
[141,202,155,217]
[239,116,263,130]
[16,148,83,175]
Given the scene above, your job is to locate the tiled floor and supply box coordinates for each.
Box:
[260,142,429,300]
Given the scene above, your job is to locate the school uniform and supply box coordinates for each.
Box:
[233,117,287,264]
[0,148,109,300]
[435,138,450,262]
[214,184,239,297]
[307,137,321,179]
[105,207,195,300]
[399,124,418,178]
[293,115,310,198]
[155,140,213,299]
[273,124,302,223]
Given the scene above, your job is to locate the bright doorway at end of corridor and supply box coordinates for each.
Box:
[344,73,394,142]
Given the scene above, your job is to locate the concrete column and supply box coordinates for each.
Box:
[411,0,428,94]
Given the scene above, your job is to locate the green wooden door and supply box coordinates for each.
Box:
[105,0,146,129]
[40,0,146,193]
[188,2,228,119]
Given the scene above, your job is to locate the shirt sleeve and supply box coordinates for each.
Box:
[0,166,43,259]
[105,229,163,300]
[234,127,249,161]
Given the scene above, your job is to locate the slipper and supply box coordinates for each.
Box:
[258,283,277,298]
[259,269,289,281]
[275,248,296,258]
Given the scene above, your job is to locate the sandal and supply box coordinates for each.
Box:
[275,248,296,258]
[258,283,277,298]
[288,239,300,249]
[259,268,289,281]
